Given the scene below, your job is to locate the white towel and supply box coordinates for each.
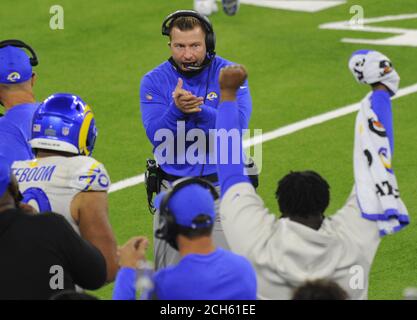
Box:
[354,93,409,236]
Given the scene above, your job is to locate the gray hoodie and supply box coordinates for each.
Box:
[220,183,380,300]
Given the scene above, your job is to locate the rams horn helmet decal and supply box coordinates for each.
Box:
[30,93,98,156]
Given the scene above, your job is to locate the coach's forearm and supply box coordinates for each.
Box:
[144,101,187,146]
[191,104,217,132]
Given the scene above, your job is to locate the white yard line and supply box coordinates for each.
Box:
[109,174,145,193]
[319,13,417,47]
[238,0,346,13]
[109,82,417,193]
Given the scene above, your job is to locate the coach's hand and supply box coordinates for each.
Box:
[118,236,149,269]
[219,65,248,102]
[173,78,204,113]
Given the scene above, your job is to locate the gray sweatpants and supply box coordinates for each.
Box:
[153,179,230,270]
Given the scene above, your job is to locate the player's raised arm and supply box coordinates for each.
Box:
[215,65,277,260]
[216,65,251,195]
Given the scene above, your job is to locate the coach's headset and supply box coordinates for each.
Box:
[0,39,39,67]
[0,40,38,110]
[162,10,216,71]
[155,177,219,251]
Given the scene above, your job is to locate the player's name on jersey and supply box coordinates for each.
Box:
[12,165,56,183]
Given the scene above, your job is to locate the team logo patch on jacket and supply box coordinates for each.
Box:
[206,92,218,101]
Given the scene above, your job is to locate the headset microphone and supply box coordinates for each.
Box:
[182,56,212,71]
[183,63,201,71]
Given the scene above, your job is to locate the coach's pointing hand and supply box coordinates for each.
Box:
[173,78,204,113]
[219,65,248,102]
[118,236,149,269]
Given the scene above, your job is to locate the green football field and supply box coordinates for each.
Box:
[1,0,416,299]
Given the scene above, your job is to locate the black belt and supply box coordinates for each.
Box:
[160,169,218,183]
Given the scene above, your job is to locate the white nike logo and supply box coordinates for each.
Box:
[240,86,247,89]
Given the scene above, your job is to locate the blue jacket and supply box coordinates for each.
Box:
[140,56,252,178]
[0,103,39,164]
[112,248,257,300]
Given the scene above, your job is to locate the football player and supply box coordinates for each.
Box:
[12,93,118,282]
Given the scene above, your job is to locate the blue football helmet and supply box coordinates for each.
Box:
[30,93,97,156]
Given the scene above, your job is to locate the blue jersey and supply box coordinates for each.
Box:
[140,56,252,178]
[0,103,39,164]
[150,248,256,300]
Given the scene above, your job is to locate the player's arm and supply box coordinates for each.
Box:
[215,65,278,260]
[331,186,380,261]
[70,159,118,282]
[71,190,118,282]
[216,65,252,195]
[191,78,253,133]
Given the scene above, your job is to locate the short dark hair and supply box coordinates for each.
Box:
[32,148,75,157]
[292,279,349,300]
[176,214,213,239]
[169,16,206,38]
[275,170,330,218]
